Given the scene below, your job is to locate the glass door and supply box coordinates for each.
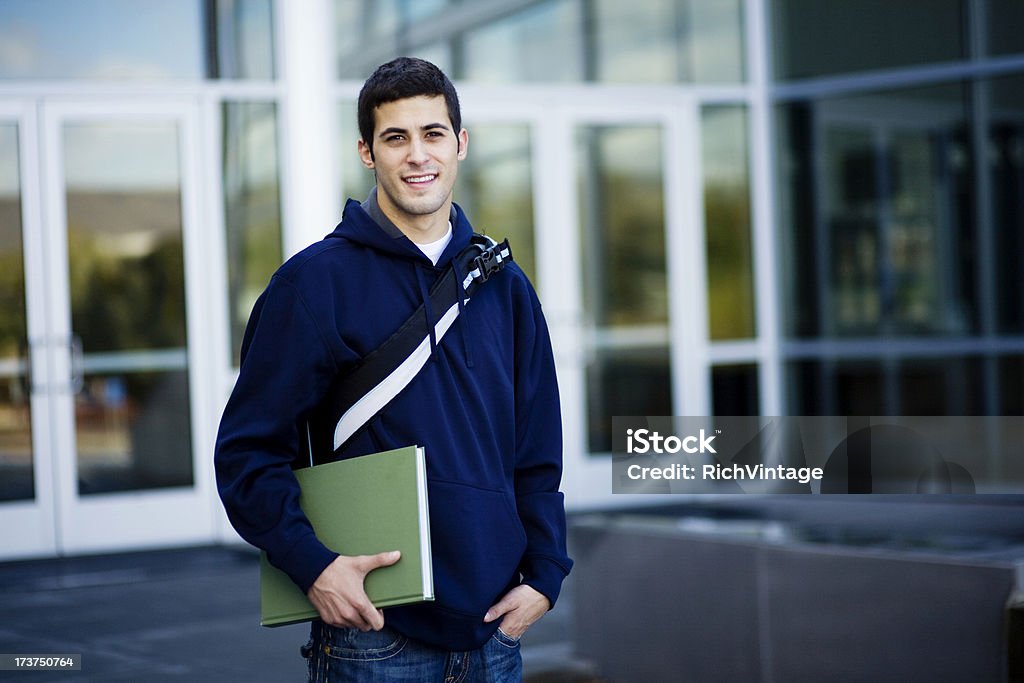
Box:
[554,103,706,509]
[457,92,706,510]
[0,100,57,558]
[38,99,216,554]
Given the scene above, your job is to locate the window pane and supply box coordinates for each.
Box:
[702,106,754,339]
[578,125,670,452]
[787,356,1006,416]
[989,74,1024,334]
[772,0,966,80]
[898,357,984,416]
[587,347,671,453]
[988,0,1024,57]
[404,0,451,24]
[0,0,203,80]
[63,120,194,495]
[712,364,759,416]
[1000,355,1024,415]
[578,126,666,327]
[778,83,975,339]
[65,123,187,352]
[460,0,583,83]
[776,103,818,337]
[455,125,537,284]
[788,360,886,415]
[76,370,193,494]
[223,102,283,366]
[338,0,438,78]
[206,0,275,80]
[0,123,32,502]
[688,0,744,83]
[334,0,364,72]
[592,0,680,82]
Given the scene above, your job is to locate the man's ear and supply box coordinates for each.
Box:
[358,139,374,168]
[457,129,469,161]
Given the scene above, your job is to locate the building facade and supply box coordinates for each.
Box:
[1,0,1022,559]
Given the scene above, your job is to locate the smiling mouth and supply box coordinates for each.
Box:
[404,174,437,185]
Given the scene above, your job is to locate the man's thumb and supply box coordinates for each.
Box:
[369,550,401,569]
[484,597,511,623]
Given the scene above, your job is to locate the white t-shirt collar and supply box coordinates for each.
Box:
[415,221,453,265]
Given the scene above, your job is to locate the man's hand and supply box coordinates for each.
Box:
[483,584,550,639]
[307,551,400,631]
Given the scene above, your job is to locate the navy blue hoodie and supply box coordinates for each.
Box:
[214,195,572,650]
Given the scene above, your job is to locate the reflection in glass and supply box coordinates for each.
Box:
[578,125,671,452]
[0,0,203,80]
[223,102,283,365]
[702,106,754,339]
[771,0,964,80]
[712,364,759,416]
[63,121,193,495]
[1000,356,1024,415]
[688,0,745,83]
[76,371,193,494]
[0,0,274,81]
[0,124,32,502]
[590,0,743,83]
[787,360,885,416]
[990,75,1024,334]
[591,0,679,82]
[898,358,984,416]
[788,356,1008,416]
[778,83,975,339]
[578,126,666,327]
[824,126,881,335]
[455,125,537,285]
[461,0,583,83]
[205,0,276,80]
[336,0,453,83]
[401,0,450,23]
[587,348,671,453]
[336,0,743,84]
[988,1,1024,57]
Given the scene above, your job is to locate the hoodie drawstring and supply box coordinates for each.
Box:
[450,259,474,368]
[415,265,437,353]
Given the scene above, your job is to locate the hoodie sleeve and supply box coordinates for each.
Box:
[513,286,574,607]
[214,274,342,593]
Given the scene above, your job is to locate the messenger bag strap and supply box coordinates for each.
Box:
[304,235,512,464]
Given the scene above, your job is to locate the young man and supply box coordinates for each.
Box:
[214,58,572,681]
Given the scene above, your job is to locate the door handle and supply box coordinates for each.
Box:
[70,334,84,394]
[17,339,32,397]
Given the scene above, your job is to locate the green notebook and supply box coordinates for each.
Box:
[260,445,434,627]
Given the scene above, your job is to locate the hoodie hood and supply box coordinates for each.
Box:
[328,188,474,267]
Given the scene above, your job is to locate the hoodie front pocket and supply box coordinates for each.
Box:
[428,479,528,617]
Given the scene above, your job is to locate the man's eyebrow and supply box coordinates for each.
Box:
[377,123,450,138]
[378,126,409,138]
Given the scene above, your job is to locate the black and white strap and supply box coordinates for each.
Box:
[309,236,513,460]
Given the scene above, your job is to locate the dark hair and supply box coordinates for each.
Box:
[357,57,461,155]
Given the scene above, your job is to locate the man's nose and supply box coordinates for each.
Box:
[407,138,429,165]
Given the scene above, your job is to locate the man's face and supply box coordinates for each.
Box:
[358,95,468,233]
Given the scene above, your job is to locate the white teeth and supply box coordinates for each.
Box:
[405,175,436,184]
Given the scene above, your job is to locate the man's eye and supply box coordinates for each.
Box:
[386,135,404,142]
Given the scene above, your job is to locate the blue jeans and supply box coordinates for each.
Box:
[304,621,522,682]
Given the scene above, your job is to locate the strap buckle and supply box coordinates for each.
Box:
[472,239,512,283]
